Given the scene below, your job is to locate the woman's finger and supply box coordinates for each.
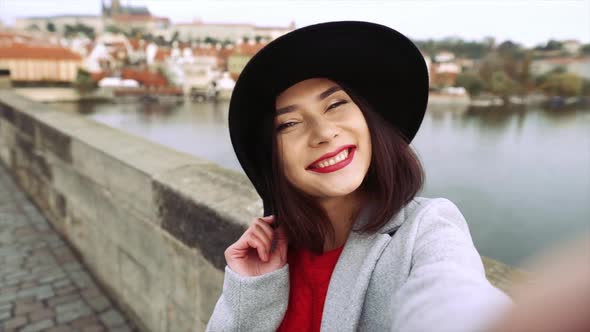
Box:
[246,231,270,262]
[254,218,274,242]
[258,215,275,225]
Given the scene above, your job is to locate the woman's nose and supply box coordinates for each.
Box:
[309,120,340,146]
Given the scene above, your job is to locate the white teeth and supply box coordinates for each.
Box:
[311,148,351,169]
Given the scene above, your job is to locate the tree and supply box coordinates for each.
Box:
[539,72,583,97]
[46,21,56,32]
[170,30,180,43]
[518,51,534,93]
[26,23,40,31]
[414,37,490,59]
[204,36,217,44]
[456,73,486,96]
[536,39,563,51]
[581,44,590,55]
[581,79,590,97]
[74,69,97,94]
[106,25,126,36]
[488,71,519,101]
[65,23,96,38]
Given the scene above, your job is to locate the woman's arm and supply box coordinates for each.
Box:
[205,215,290,331]
[205,264,290,331]
[485,233,590,332]
[389,198,513,332]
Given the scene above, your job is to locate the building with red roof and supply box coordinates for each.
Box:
[0,34,82,82]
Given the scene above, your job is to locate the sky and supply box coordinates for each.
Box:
[0,0,589,47]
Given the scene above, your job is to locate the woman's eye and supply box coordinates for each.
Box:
[276,122,297,132]
[327,100,348,111]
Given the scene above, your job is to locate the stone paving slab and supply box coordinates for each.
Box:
[0,164,142,332]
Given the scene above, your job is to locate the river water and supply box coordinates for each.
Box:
[55,99,590,266]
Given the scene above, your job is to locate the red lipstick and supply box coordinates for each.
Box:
[307,145,356,174]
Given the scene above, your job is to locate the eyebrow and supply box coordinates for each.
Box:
[275,85,343,116]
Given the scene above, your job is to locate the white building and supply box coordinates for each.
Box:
[531,57,590,80]
[160,21,295,43]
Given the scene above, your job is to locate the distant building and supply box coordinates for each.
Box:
[85,33,134,73]
[14,15,104,35]
[101,0,150,17]
[164,20,295,43]
[0,33,82,82]
[226,41,268,80]
[434,51,455,63]
[531,57,590,80]
[13,0,170,36]
[562,40,582,55]
[102,0,170,34]
[431,62,461,87]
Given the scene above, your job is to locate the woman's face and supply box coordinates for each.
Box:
[274,78,372,199]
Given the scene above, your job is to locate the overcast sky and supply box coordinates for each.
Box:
[1,0,589,47]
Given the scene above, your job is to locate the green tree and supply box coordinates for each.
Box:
[518,51,534,93]
[171,30,180,43]
[65,23,95,38]
[204,36,217,44]
[581,44,590,55]
[74,69,97,94]
[456,73,486,96]
[414,37,491,59]
[536,39,563,51]
[581,79,590,97]
[539,73,583,97]
[27,23,40,31]
[489,71,519,101]
[106,25,127,35]
[497,40,523,59]
[46,21,56,32]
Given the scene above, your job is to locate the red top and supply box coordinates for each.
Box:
[276,244,345,332]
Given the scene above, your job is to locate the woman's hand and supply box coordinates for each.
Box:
[224,215,288,277]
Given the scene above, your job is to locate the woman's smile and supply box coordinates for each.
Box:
[307,146,356,173]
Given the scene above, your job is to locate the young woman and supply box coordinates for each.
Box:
[206,21,512,331]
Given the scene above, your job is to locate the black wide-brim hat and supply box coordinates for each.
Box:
[228,21,429,216]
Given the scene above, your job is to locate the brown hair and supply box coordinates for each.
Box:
[267,81,425,254]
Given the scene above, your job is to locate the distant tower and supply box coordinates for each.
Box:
[112,0,122,15]
[101,0,109,17]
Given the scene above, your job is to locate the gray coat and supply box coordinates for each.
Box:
[205,197,513,332]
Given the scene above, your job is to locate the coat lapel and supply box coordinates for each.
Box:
[320,203,406,331]
[321,201,407,332]
[320,230,391,331]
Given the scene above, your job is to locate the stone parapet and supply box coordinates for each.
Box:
[0,90,522,331]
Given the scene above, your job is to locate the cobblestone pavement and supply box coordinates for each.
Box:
[0,165,142,332]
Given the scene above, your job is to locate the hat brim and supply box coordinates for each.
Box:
[228,21,429,215]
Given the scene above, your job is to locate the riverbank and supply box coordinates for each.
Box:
[13,88,111,103]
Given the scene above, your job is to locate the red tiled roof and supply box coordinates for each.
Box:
[128,38,144,50]
[122,68,168,87]
[154,48,171,61]
[0,42,82,60]
[229,42,267,56]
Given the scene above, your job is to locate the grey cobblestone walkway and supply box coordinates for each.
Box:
[0,165,141,332]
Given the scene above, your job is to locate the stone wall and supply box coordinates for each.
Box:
[0,91,263,331]
[0,90,523,331]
